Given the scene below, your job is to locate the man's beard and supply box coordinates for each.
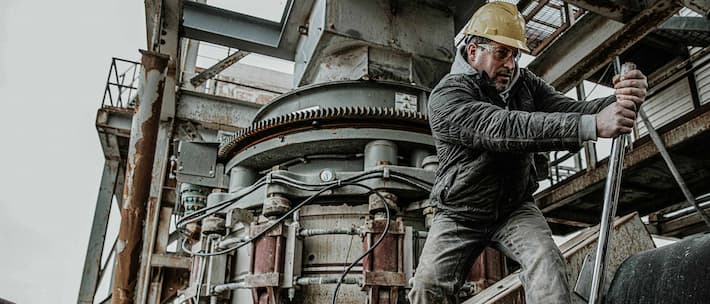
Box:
[493,69,513,92]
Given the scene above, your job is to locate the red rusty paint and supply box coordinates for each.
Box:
[372,234,398,272]
[553,0,680,92]
[253,236,277,274]
[466,247,507,291]
[112,50,169,304]
[363,219,404,304]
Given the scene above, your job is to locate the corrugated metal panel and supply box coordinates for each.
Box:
[636,79,692,137]
[694,53,710,106]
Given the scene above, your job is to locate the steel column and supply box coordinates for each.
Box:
[111,50,170,304]
[135,121,174,304]
[78,160,121,304]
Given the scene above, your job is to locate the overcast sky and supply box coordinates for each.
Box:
[0,1,147,303]
[0,1,295,303]
[0,1,618,303]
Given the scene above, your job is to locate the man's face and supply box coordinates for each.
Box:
[467,42,519,92]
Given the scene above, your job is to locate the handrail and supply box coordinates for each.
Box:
[101,58,141,109]
[545,50,710,188]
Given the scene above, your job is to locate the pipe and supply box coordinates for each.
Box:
[295,276,361,285]
[588,59,632,304]
[217,237,249,249]
[112,50,170,304]
[299,227,362,237]
[662,194,710,219]
[638,109,710,229]
[212,282,248,293]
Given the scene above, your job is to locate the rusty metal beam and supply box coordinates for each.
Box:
[562,0,643,22]
[150,254,193,270]
[111,50,170,304]
[190,50,251,87]
[528,0,681,93]
[97,91,262,134]
[535,107,710,213]
[177,90,261,130]
[134,121,173,304]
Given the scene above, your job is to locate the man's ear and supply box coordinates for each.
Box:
[466,44,477,65]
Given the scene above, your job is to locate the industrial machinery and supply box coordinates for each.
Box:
[80,1,710,303]
[173,1,451,303]
[176,83,439,303]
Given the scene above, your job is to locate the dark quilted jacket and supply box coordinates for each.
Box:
[428,47,615,221]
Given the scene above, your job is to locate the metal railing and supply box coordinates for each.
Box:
[545,48,710,189]
[102,58,141,109]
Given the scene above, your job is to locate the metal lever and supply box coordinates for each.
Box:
[587,58,636,304]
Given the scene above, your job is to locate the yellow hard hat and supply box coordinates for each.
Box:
[463,2,530,52]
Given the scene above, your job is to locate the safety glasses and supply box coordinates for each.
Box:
[477,44,521,62]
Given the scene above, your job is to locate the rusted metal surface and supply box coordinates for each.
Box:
[159,268,189,303]
[536,106,710,213]
[190,50,251,87]
[176,90,261,130]
[466,247,508,295]
[150,254,193,269]
[529,0,681,93]
[135,121,174,304]
[111,50,170,304]
[563,0,642,22]
[248,222,286,303]
[557,0,680,91]
[362,219,404,304]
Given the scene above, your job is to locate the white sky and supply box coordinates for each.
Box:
[0,1,620,303]
[0,2,293,303]
[0,1,147,303]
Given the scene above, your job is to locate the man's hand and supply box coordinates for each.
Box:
[596,99,637,138]
[594,69,648,138]
[613,69,648,109]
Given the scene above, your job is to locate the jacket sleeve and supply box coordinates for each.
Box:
[529,70,616,114]
[429,75,585,153]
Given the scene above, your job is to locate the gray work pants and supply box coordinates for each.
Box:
[408,202,570,304]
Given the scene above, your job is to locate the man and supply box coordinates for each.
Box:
[408,2,647,304]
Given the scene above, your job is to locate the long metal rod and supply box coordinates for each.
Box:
[111,50,170,304]
[638,109,710,228]
[588,57,630,304]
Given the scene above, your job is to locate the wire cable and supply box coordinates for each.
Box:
[582,62,613,101]
[176,177,268,227]
[182,181,352,257]
[178,170,383,230]
[331,183,391,304]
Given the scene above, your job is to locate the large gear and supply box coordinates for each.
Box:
[219,106,430,159]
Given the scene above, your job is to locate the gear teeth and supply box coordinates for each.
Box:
[218,105,431,159]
